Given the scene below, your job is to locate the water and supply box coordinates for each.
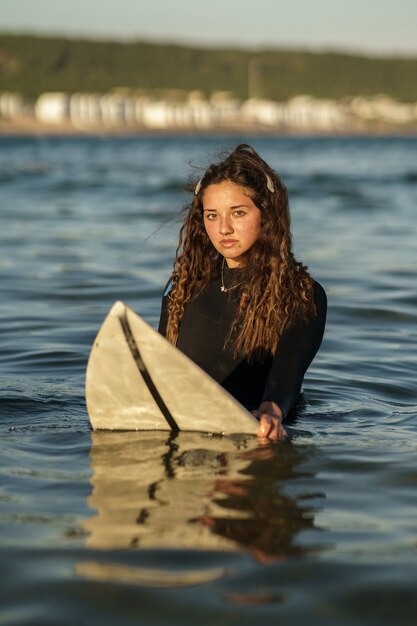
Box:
[1,134,416,625]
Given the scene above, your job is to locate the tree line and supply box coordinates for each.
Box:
[1,33,416,102]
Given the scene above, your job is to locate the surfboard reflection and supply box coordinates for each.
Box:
[82,431,322,563]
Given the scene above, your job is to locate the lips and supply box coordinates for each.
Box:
[220,239,238,247]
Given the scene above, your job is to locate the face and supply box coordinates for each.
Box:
[202,180,262,268]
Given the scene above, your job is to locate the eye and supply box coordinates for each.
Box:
[233,210,246,217]
[205,213,217,221]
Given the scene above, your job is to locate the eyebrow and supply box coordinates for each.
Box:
[203,204,249,211]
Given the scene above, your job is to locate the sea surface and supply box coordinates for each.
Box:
[0,134,416,626]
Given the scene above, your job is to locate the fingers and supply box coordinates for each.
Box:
[257,413,287,442]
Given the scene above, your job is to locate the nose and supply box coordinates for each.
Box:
[219,216,233,235]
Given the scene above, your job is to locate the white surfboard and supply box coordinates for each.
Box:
[85,301,259,435]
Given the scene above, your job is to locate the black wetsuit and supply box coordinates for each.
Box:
[158,267,327,418]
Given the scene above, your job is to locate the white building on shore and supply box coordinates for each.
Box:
[0,92,26,120]
[30,90,246,130]
[242,96,349,130]
[283,96,349,130]
[2,89,416,132]
[349,95,417,125]
[34,92,70,124]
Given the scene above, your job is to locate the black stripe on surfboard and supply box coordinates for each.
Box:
[118,314,179,432]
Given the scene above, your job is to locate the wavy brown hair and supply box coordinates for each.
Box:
[166,144,316,361]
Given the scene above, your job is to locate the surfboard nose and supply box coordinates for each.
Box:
[109,300,126,318]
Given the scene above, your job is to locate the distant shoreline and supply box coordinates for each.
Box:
[1,119,416,138]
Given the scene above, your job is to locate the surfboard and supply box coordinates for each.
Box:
[85,301,259,435]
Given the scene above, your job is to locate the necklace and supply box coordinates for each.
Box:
[220,258,244,293]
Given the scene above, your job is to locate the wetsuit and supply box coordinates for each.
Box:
[158,266,327,418]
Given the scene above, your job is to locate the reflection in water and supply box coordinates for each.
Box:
[79,431,323,587]
[77,560,229,588]
[83,431,322,561]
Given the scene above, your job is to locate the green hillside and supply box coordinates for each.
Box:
[1,33,416,102]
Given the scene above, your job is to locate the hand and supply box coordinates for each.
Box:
[252,401,287,441]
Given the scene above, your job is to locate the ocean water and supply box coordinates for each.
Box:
[0,134,416,626]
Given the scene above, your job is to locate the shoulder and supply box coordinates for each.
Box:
[313,280,327,304]
[311,280,327,319]
[163,281,173,297]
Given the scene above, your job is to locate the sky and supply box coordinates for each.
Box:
[1,0,417,57]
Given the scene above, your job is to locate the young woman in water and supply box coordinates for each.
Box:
[158,144,326,441]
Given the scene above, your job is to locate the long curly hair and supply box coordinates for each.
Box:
[165,144,316,361]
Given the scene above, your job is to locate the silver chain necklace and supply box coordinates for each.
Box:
[220,258,244,293]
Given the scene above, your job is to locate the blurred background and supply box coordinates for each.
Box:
[1,0,417,133]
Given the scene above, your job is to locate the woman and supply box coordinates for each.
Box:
[158,144,326,441]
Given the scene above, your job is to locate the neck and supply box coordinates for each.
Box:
[224,257,242,269]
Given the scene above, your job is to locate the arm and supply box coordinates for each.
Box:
[255,281,327,439]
